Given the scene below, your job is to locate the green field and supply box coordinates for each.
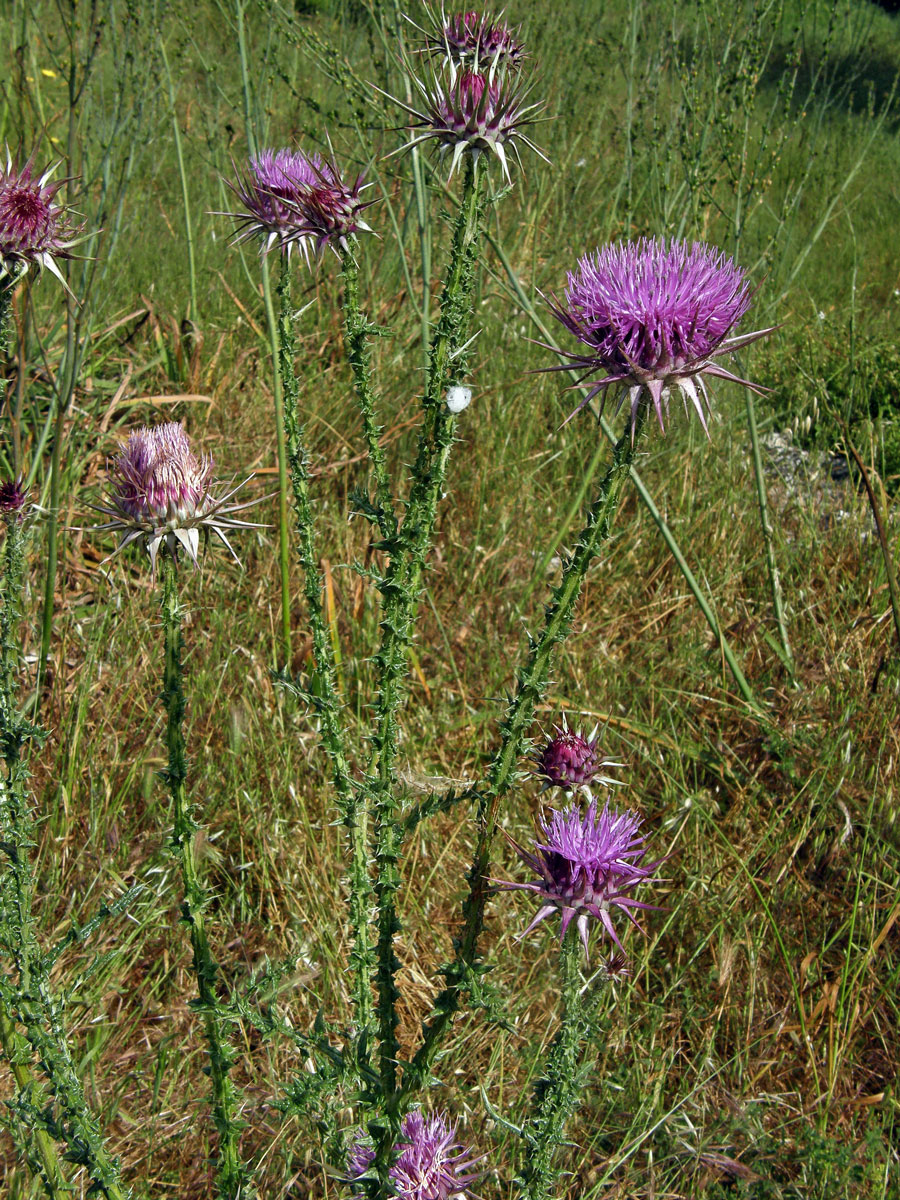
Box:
[1,0,899,1196]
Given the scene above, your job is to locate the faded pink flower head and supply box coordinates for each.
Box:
[534,716,623,792]
[94,422,261,571]
[347,1109,484,1199]
[225,147,373,261]
[493,797,662,958]
[0,149,82,290]
[544,237,773,436]
[384,67,546,180]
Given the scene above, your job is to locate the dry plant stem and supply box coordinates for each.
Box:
[160,558,245,1199]
[0,517,126,1198]
[339,245,396,538]
[745,386,793,674]
[266,261,294,665]
[517,928,590,1200]
[276,260,375,1051]
[369,159,481,1131]
[405,402,648,1098]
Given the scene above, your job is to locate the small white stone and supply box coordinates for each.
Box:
[446,385,471,414]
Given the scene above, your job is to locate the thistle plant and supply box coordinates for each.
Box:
[215,15,773,1198]
[223,147,374,665]
[0,486,133,1198]
[97,421,262,1199]
[493,790,660,1200]
[0,4,782,1193]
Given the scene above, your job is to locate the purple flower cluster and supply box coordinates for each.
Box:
[95,422,260,571]
[0,150,82,290]
[347,1109,483,1199]
[385,8,544,180]
[545,237,771,435]
[227,147,372,261]
[495,797,660,958]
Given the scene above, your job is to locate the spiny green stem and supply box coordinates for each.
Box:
[277,260,375,1055]
[160,558,245,1199]
[516,929,590,1200]
[369,159,482,1128]
[0,1003,71,1197]
[339,245,396,539]
[0,515,71,1199]
[405,404,647,1098]
[0,517,126,1199]
[264,258,293,666]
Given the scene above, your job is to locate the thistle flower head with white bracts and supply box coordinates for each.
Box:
[544,237,773,436]
[493,797,661,958]
[347,1109,484,1199]
[415,6,526,81]
[225,147,373,261]
[0,149,83,290]
[383,66,546,180]
[534,715,624,793]
[94,422,263,572]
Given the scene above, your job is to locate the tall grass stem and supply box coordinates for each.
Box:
[265,261,293,665]
[744,386,794,674]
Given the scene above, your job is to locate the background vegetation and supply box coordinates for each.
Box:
[1,0,899,1194]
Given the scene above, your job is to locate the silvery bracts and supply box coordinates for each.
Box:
[367,156,483,1112]
[160,559,247,1200]
[276,261,375,1055]
[338,245,396,540]
[0,515,126,1199]
[404,401,650,1098]
[516,928,591,1200]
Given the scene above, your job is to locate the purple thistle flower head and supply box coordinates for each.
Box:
[534,716,623,793]
[225,147,373,261]
[493,797,662,958]
[384,67,547,181]
[0,149,83,291]
[544,237,774,437]
[347,1109,484,1199]
[94,421,263,573]
[0,477,26,519]
[419,7,526,80]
